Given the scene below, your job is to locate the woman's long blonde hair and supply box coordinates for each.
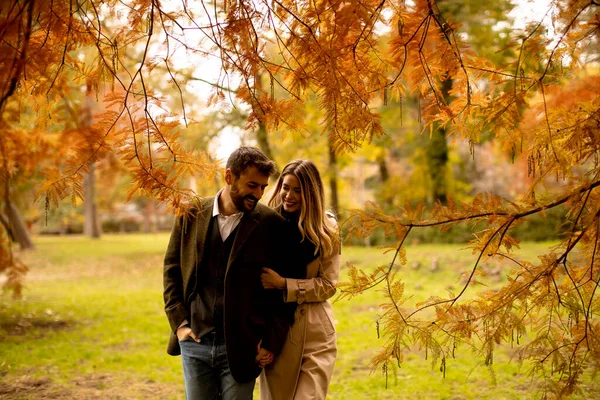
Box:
[269,160,338,256]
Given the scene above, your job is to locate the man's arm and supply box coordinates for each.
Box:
[260,218,303,355]
[163,215,189,333]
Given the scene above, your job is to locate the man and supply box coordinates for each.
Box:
[163,147,297,399]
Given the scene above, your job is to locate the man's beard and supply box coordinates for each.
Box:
[230,184,259,212]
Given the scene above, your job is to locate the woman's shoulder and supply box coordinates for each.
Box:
[324,211,338,229]
[324,211,341,255]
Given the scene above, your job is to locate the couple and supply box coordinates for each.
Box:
[163,146,341,400]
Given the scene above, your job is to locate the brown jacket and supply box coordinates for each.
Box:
[260,217,340,400]
[163,197,296,383]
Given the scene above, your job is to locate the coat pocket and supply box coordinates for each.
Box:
[316,302,335,337]
[288,306,305,345]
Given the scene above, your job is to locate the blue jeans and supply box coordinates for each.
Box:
[179,334,255,400]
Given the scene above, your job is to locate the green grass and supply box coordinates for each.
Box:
[1,234,180,399]
[0,235,597,399]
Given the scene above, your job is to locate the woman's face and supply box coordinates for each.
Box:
[280,174,302,214]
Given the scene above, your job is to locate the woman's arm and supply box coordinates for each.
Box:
[260,216,341,304]
[283,242,340,304]
[260,247,340,303]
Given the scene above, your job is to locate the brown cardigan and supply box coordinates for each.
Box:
[163,197,298,383]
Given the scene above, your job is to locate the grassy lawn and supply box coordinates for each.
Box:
[0,234,597,399]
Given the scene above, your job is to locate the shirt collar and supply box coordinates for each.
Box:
[213,188,224,217]
[213,188,243,218]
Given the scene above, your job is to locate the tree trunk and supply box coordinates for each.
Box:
[82,82,101,239]
[254,72,280,179]
[377,153,390,183]
[4,201,34,250]
[426,124,449,205]
[425,78,452,205]
[256,122,279,178]
[328,141,340,218]
[0,212,15,242]
[83,161,101,238]
[376,152,392,209]
[142,199,157,234]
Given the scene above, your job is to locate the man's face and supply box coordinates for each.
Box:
[228,166,270,212]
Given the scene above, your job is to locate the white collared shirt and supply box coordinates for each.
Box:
[213,188,243,241]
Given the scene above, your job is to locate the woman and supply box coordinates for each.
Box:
[259,160,341,400]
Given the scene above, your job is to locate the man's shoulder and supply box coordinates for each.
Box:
[254,203,285,225]
[252,204,291,248]
[186,196,213,211]
[175,196,213,220]
[255,203,282,218]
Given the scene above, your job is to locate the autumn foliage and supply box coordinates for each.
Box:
[1,0,599,396]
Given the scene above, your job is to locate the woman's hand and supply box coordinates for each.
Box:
[261,267,286,290]
[256,340,274,368]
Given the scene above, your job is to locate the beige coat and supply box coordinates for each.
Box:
[259,225,340,400]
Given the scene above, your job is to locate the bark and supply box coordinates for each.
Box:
[328,142,340,218]
[0,212,15,241]
[256,122,279,178]
[82,82,101,239]
[426,78,452,205]
[377,152,392,208]
[378,154,390,183]
[426,124,449,205]
[142,199,157,233]
[4,201,34,250]
[83,161,101,238]
[254,72,280,179]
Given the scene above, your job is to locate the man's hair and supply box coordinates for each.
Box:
[226,146,276,178]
